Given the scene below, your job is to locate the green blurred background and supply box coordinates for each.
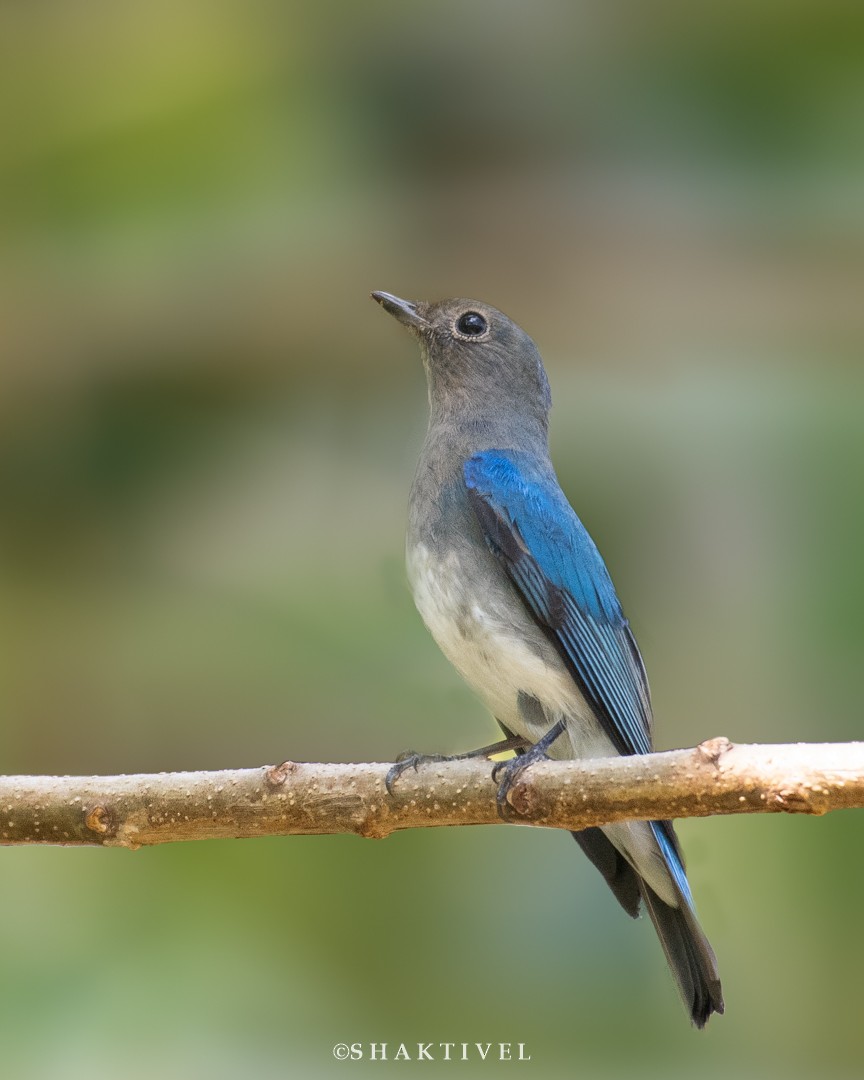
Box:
[2,1,863,1077]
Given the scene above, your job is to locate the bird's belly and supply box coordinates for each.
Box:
[407,543,589,740]
[407,543,673,900]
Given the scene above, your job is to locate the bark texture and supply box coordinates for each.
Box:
[1,739,862,850]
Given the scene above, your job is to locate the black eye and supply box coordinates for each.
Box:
[456,311,488,336]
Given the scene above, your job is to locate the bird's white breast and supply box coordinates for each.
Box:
[406,541,676,904]
[406,542,578,736]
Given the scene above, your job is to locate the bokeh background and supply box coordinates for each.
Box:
[2,2,863,1077]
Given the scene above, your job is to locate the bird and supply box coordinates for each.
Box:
[371,290,724,1028]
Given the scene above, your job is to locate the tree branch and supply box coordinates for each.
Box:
[1,738,863,849]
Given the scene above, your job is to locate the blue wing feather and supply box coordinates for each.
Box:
[464,450,652,758]
[464,451,724,1026]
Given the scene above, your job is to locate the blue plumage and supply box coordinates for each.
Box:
[464,449,701,969]
[651,821,694,906]
[464,450,652,759]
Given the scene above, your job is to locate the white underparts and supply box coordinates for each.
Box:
[406,541,680,908]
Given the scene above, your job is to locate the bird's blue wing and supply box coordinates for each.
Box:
[464,450,652,758]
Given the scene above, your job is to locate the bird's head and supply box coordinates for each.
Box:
[372,292,551,431]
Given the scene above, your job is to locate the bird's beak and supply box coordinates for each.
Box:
[371,291,428,331]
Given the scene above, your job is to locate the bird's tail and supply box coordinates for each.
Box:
[644,820,723,1028]
[572,822,723,1028]
[639,877,723,1027]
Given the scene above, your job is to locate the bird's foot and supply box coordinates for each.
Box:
[385,751,448,795]
[385,735,529,796]
[492,745,548,819]
[491,719,567,819]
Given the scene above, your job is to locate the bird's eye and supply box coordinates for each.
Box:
[456,311,488,337]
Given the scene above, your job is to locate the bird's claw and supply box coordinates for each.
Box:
[385,751,445,795]
[493,747,548,820]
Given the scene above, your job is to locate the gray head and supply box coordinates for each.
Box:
[372,292,551,434]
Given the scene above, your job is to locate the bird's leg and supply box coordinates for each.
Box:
[385,735,529,796]
[491,718,567,819]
